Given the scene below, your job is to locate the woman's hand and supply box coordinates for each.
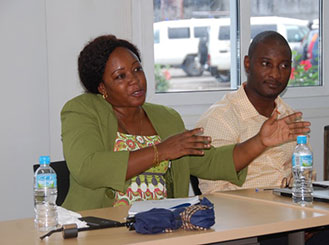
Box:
[126,128,211,179]
[259,111,311,147]
[157,128,212,161]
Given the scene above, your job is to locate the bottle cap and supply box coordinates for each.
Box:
[39,156,50,165]
[296,135,307,144]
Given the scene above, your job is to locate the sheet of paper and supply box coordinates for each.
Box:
[128,196,200,217]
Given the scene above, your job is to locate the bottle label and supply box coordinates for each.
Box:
[292,154,313,168]
[36,174,57,188]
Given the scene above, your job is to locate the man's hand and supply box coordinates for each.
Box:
[260,111,311,147]
[280,170,317,188]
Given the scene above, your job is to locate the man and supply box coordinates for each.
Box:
[196,31,299,194]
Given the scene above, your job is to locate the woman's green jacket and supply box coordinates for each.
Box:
[61,93,247,211]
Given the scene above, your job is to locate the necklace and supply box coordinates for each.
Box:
[117,109,144,136]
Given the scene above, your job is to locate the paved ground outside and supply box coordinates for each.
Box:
[163,68,231,92]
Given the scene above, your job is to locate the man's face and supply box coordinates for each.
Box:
[244,39,292,99]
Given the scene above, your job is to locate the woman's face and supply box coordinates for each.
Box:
[98,47,147,108]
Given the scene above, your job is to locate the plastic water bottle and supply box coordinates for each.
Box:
[292,135,313,206]
[34,156,58,231]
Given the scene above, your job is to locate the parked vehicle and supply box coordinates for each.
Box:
[154,16,309,80]
[205,16,309,81]
[205,18,231,81]
[294,29,319,66]
[153,18,214,76]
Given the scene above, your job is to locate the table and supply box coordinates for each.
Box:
[1,190,329,245]
[217,188,329,213]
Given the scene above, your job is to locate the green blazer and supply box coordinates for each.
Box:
[61,93,247,211]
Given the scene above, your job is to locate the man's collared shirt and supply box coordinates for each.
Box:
[196,84,296,193]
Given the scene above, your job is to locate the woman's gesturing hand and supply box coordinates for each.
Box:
[259,111,311,147]
[157,128,212,161]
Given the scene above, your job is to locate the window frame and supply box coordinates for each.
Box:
[132,0,329,108]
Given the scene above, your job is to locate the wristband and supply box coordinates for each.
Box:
[152,144,160,166]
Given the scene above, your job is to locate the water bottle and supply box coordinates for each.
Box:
[292,135,313,206]
[34,156,58,231]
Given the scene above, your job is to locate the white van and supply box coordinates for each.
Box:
[206,16,309,81]
[153,18,214,76]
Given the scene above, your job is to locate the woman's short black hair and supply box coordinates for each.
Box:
[78,34,141,93]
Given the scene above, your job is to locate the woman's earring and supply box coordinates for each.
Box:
[102,93,108,99]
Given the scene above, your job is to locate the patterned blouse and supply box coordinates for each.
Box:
[112,132,169,207]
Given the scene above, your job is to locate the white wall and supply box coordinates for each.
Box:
[0,0,328,222]
[0,0,49,221]
[0,0,133,221]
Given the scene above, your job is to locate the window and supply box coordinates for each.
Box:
[218,26,230,40]
[154,29,160,44]
[152,0,322,94]
[250,24,277,38]
[153,0,233,93]
[250,0,321,87]
[194,26,208,38]
[168,27,190,39]
[286,25,309,43]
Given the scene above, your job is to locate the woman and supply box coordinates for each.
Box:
[61,35,310,211]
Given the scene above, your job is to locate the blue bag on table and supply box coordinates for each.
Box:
[131,197,215,234]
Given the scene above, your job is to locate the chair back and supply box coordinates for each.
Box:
[190,175,202,195]
[324,126,329,180]
[33,160,70,206]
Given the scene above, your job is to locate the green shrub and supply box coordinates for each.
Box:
[289,52,319,87]
[154,64,170,92]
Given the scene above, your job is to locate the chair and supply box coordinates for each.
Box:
[33,160,70,206]
[190,175,202,196]
[324,126,329,180]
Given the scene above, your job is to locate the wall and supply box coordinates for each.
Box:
[0,0,133,221]
[0,0,49,221]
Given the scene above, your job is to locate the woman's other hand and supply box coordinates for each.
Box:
[259,111,311,147]
[157,128,212,161]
